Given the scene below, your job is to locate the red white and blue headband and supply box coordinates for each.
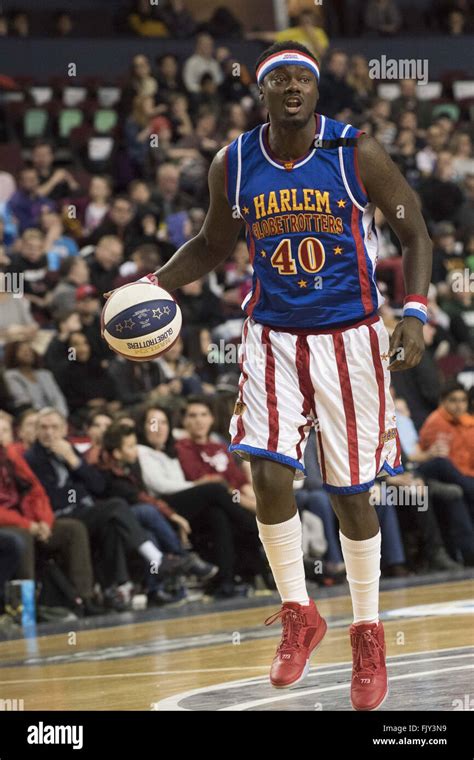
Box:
[256,50,320,86]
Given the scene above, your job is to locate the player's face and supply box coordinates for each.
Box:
[261,65,318,129]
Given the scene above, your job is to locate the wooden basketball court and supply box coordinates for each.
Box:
[0,575,472,711]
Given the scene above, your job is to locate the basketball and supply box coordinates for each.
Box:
[101,281,182,362]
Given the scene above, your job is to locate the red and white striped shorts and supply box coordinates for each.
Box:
[229,314,403,494]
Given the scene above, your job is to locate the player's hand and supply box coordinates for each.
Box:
[388,317,424,372]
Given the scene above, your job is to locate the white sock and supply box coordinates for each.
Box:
[257,512,309,605]
[339,530,381,624]
[138,540,163,567]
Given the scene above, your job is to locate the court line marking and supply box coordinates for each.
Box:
[218,665,474,711]
[151,649,474,710]
[0,645,471,687]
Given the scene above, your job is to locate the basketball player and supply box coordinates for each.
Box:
[106,42,432,710]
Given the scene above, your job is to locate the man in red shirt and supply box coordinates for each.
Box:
[175,397,257,512]
[0,443,101,615]
[416,381,474,524]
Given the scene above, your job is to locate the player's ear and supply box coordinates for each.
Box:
[258,86,264,103]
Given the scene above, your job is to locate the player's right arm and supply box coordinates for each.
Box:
[153,147,243,292]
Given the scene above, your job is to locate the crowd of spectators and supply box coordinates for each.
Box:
[0,17,473,625]
[0,1,472,39]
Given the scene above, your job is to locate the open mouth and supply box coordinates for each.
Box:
[284,97,303,114]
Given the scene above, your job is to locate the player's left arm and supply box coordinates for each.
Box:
[357,134,432,371]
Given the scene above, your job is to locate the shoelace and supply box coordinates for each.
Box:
[265,607,305,652]
[351,629,383,679]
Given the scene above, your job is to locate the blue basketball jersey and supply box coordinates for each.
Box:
[225,113,384,329]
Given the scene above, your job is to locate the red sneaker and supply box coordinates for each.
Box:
[264,599,327,689]
[350,621,388,710]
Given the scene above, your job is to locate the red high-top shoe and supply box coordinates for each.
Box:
[264,599,327,689]
[350,621,388,710]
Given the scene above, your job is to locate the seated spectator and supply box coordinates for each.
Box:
[457,173,474,234]
[81,176,112,239]
[156,336,206,397]
[55,332,120,425]
[448,8,468,34]
[0,14,8,37]
[9,11,29,37]
[390,79,432,130]
[24,407,164,611]
[419,152,465,225]
[295,431,345,575]
[107,354,165,407]
[43,309,81,377]
[127,181,160,220]
[75,284,110,360]
[450,133,474,181]
[364,0,401,35]
[120,54,159,116]
[32,141,80,203]
[153,163,193,226]
[168,93,193,140]
[157,54,186,100]
[0,442,102,616]
[416,125,448,177]
[99,423,218,601]
[276,9,329,59]
[390,321,442,429]
[160,0,196,39]
[431,222,463,285]
[369,476,409,576]
[83,409,113,464]
[178,278,223,331]
[127,0,168,37]
[0,170,16,203]
[346,54,376,113]
[415,380,474,486]
[54,11,75,37]
[4,340,68,417]
[0,529,23,614]
[113,243,161,288]
[439,273,474,348]
[85,234,124,295]
[394,393,470,568]
[6,228,53,324]
[39,207,79,272]
[0,268,38,351]
[10,408,38,456]
[176,396,257,511]
[86,200,135,258]
[203,6,242,38]
[0,411,14,447]
[317,49,357,119]
[182,33,223,95]
[393,128,422,189]
[7,168,54,233]
[370,99,397,151]
[136,405,273,597]
[124,95,161,175]
[50,256,90,314]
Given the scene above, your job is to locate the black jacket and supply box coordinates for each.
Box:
[24,441,105,516]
